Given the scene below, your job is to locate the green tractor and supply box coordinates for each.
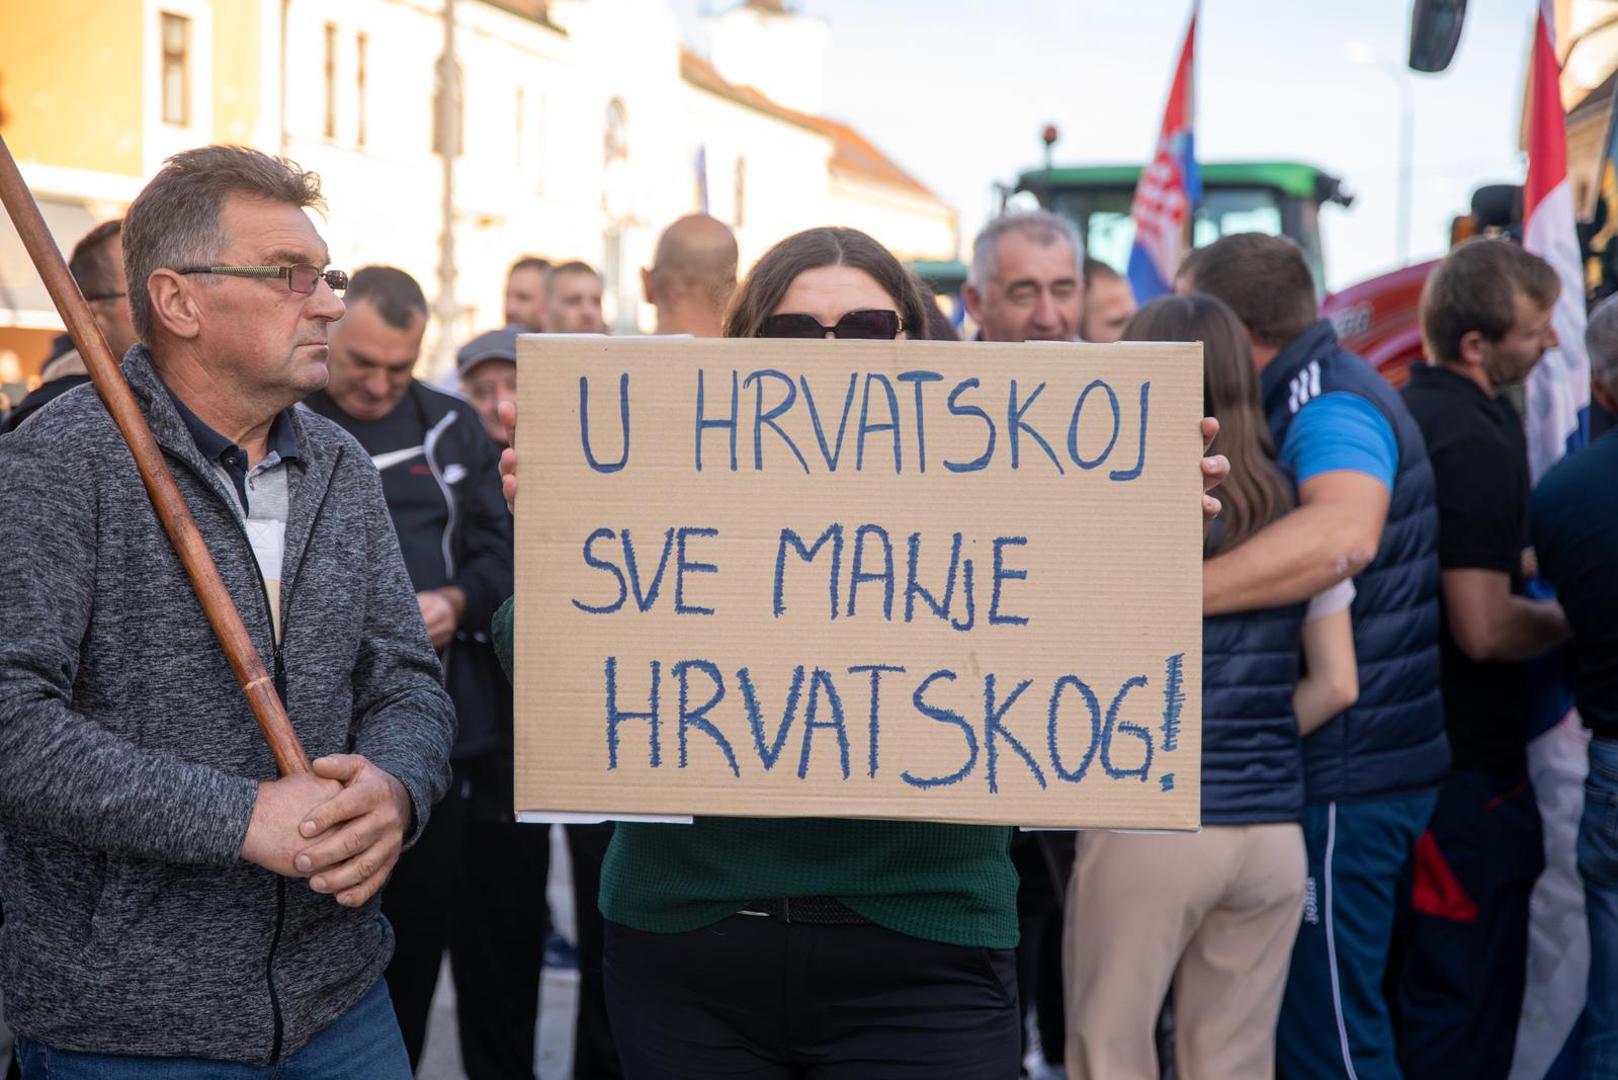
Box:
[1013,161,1353,294]
[910,161,1353,327]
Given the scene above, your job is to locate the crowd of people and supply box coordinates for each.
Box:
[0,140,1615,1080]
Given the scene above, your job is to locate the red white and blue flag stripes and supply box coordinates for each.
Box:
[1513,4,1594,1077]
[1127,5,1200,303]
[1522,0,1591,481]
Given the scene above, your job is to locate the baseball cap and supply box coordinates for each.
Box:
[457,326,522,377]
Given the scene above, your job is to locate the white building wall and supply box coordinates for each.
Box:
[279,0,449,331]
[124,0,957,367]
[704,3,829,116]
[825,174,958,262]
[548,0,696,330]
[142,0,216,177]
[680,86,835,276]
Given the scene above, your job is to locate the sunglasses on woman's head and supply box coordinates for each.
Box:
[757,309,905,340]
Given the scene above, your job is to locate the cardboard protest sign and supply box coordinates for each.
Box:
[513,337,1203,829]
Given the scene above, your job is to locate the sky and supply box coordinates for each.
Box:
[671,0,1541,292]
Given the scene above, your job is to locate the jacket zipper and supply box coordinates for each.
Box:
[229,457,343,1063]
[267,877,288,1061]
[162,437,348,1062]
[161,447,291,1062]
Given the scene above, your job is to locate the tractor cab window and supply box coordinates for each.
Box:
[1051,185,1300,284]
[1192,188,1284,245]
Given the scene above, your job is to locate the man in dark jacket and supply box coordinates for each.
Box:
[1534,294,1618,1077]
[0,145,455,1075]
[305,268,527,1076]
[1186,233,1446,1080]
[1,219,135,434]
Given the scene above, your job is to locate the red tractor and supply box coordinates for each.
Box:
[1322,184,1525,387]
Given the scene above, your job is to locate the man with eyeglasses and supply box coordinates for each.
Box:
[0,145,454,1076]
[1,220,135,434]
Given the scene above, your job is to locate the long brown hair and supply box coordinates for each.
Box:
[1123,293,1294,557]
[723,227,931,339]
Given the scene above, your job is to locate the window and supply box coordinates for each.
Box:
[323,23,338,140]
[533,95,546,193]
[160,13,190,126]
[1051,185,1291,280]
[515,87,525,168]
[356,32,368,146]
[1190,189,1284,246]
[433,58,464,156]
[604,98,628,167]
[734,156,747,228]
[603,225,622,300]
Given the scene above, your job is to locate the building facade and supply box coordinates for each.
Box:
[0,0,957,387]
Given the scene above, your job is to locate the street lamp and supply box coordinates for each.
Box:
[1346,40,1415,266]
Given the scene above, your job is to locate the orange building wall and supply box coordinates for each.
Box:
[0,1,145,175]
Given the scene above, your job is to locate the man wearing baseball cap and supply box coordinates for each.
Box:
[458,326,520,447]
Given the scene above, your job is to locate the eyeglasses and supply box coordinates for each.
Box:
[83,291,127,303]
[757,309,905,340]
[176,264,349,295]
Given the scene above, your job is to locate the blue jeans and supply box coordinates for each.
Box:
[15,978,410,1080]
[1580,737,1618,1079]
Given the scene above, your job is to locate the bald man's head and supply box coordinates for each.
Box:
[643,214,738,337]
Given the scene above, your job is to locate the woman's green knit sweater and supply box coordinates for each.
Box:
[493,597,1018,947]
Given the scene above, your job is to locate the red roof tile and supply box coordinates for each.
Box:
[679,48,938,201]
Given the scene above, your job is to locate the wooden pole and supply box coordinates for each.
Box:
[0,134,310,776]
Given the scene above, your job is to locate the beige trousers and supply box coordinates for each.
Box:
[1063,823,1306,1080]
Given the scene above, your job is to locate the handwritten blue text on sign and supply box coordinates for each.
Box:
[513,338,1203,829]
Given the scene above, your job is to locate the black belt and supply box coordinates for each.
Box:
[740,896,873,925]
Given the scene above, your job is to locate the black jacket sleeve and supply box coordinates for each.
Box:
[450,408,514,631]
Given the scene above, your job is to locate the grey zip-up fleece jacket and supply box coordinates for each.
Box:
[0,348,456,1063]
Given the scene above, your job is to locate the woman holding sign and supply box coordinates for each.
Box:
[494,227,1231,1079]
[1061,293,1359,1080]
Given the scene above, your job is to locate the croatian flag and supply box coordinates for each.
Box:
[1523,0,1591,480]
[1127,5,1200,302]
[1512,4,1594,1077]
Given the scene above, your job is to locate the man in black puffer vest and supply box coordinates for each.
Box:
[1185,234,1446,1080]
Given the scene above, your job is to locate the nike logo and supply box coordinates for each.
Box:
[371,445,426,472]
